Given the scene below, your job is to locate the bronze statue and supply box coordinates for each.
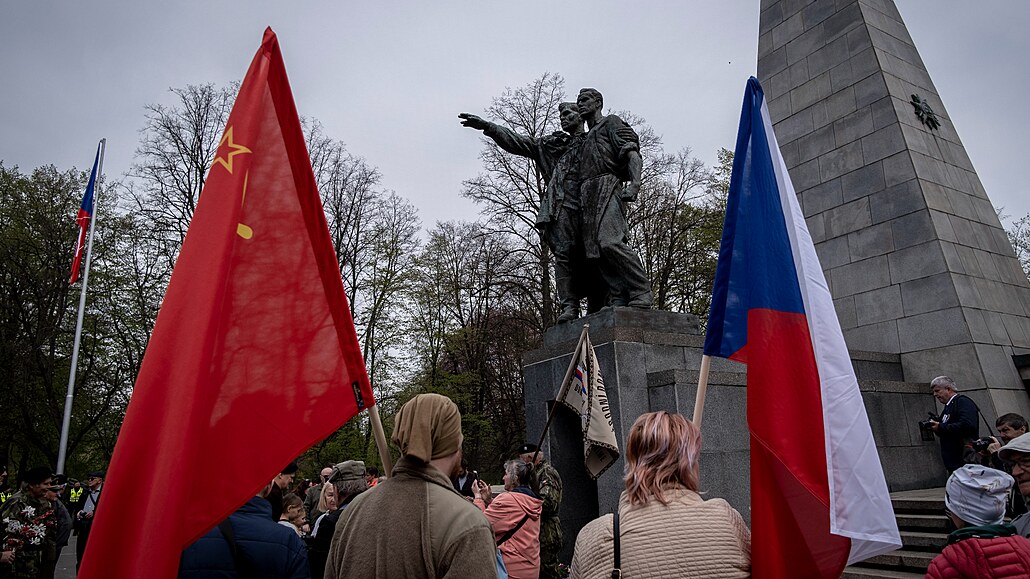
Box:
[459,88,651,323]
[460,104,608,321]
[566,88,652,309]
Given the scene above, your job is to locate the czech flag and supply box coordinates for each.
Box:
[704,77,901,577]
[69,143,101,284]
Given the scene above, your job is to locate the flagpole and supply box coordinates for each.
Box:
[368,404,393,477]
[532,323,589,464]
[692,354,712,427]
[57,138,106,475]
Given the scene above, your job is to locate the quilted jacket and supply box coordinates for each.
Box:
[926,524,1030,578]
[178,496,310,578]
[570,487,750,578]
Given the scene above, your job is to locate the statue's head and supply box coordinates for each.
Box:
[558,102,583,134]
[577,88,603,117]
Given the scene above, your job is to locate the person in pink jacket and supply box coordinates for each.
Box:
[474,459,543,579]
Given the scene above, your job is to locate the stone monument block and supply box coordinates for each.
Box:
[759,0,1030,419]
[523,308,944,562]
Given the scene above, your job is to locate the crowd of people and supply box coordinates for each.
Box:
[171,393,572,579]
[178,394,751,578]
[12,378,1030,577]
[920,374,1030,577]
[0,466,105,578]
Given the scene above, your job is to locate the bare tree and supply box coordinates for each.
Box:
[1007,213,1030,281]
[462,73,566,330]
[129,83,236,267]
[628,148,725,315]
[405,221,531,469]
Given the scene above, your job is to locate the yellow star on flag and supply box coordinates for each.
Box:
[212,126,252,175]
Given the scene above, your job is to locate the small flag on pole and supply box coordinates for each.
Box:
[556,328,619,479]
[703,77,901,578]
[78,28,376,579]
[69,143,101,284]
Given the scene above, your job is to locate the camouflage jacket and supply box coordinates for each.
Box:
[535,460,563,521]
[534,460,565,574]
[0,491,55,578]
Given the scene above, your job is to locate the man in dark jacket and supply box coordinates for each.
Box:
[307,461,367,579]
[178,479,310,578]
[71,469,104,571]
[303,467,333,526]
[40,474,73,579]
[928,375,980,473]
[452,458,477,498]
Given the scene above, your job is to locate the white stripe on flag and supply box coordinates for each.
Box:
[760,100,902,564]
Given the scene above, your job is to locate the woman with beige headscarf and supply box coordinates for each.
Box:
[325,394,497,579]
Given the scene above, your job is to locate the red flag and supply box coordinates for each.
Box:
[78,28,375,579]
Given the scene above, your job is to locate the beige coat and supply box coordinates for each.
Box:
[571,487,751,578]
[325,456,496,578]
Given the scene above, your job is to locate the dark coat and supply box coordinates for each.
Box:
[453,472,477,498]
[178,496,311,579]
[939,394,980,471]
[54,499,73,547]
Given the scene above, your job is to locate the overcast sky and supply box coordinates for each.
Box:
[2,1,1027,228]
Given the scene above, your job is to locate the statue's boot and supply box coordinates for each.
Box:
[625,290,653,309]
[555,263,580,323]
[557,303,580,323]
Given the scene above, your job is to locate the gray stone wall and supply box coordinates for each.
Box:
[523,308,943,562]
[758,0,1030,417]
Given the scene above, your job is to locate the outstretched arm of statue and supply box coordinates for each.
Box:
[622,150,643,201]
[458,112,538,160]
[458,112,491,131]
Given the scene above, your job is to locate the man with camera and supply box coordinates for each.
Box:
[998,433,1030,537]
[927,376,980,474]
[975,413,1029,517]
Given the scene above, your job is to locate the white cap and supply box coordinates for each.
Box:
[945,464,1014,527]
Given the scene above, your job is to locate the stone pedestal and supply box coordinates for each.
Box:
[524,307,947,563]
[523,307,705,563]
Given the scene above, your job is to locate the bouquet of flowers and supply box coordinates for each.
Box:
[2,502,55,553]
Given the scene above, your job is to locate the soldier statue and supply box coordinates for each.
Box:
[460,87,652,324]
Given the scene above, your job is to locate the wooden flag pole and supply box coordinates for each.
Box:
[692,354,712,427]
[532,324,589,464]
[368,404,394,477]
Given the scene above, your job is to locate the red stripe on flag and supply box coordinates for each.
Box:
[69,207,90,283]
[746,308,850,578]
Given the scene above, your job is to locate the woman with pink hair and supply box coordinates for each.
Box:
[571,411,751,578]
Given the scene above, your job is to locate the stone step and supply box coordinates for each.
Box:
[896,513,949,531]
[890,490,945,514]
[862,548,936,570]
[841,566,926,579]
[900,530,948,550]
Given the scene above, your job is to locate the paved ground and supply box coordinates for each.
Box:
[55,536,77,579]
